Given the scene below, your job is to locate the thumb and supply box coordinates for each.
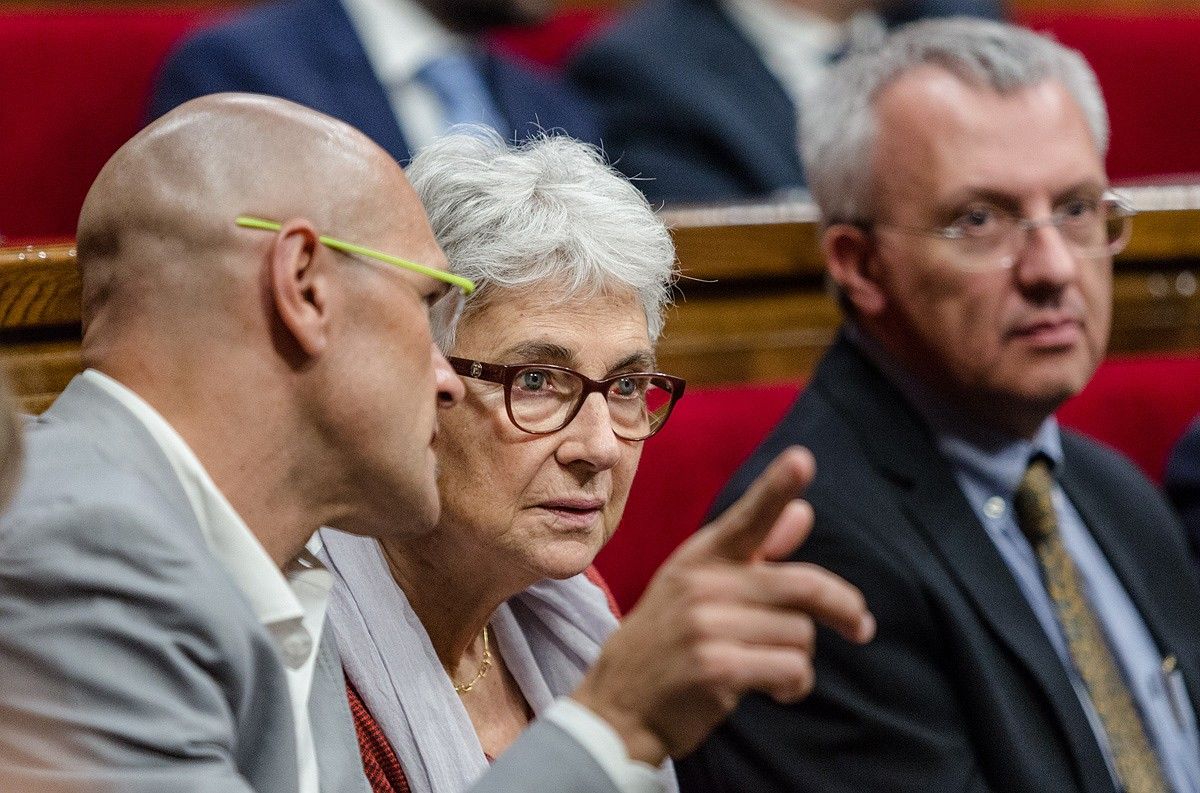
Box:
[691,446,816,562]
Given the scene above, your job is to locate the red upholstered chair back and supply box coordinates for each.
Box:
[0,8,215,242]
[5,7,1200,240]
[1016,11,1200,182]
[594,383,797,611]
[596,354,1200,612]
[1057,353,1200,482]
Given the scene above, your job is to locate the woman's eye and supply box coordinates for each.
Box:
[518,370,548,391]
[613,377,639,397]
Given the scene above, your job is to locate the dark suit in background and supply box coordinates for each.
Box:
[149,0,598,164]
[568,0,1003,205]
[1164,417,1200,563]
[676,337,1200,792]
[570,0,802,205]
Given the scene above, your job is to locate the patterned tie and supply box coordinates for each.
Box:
[1013,456,1167,793]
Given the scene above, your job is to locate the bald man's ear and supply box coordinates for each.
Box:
[268,220,332,358]
[823,223,886,317]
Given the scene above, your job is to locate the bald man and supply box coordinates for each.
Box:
[0,93,871,793]
[0,92,463,793]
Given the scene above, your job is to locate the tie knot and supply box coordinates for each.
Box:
[1014,455,1056,544]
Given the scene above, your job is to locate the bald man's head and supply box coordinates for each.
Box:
[71,93,463,556]
[77,93,437,365]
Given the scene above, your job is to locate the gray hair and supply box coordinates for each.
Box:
[802,17,1109,223]
[406,129,676,349]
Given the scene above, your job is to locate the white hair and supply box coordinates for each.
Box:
[802,17,1110,223]
[406,128,676,349]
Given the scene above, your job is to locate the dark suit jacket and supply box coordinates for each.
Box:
[570,0,800,205]
[149,0,598,165]
[1164,416,1200,563]
[676,336,1200,792]
[568,0,1004,205]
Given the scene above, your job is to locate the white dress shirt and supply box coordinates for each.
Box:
[339,0,474,150]
[83,369,332,793]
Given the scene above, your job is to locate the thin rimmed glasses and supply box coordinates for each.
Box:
[449,357,686,441]
[870,192,1136,271]
[235,216,475,325]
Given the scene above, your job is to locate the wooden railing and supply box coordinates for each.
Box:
[655,185,1200,383]
[4,185,1200,411]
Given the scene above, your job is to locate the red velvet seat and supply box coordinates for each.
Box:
[6,7,1200,240]
[1016,11,1200,182]
[0,8,218,243]
[596,354,1200,612]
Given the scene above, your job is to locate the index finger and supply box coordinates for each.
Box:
[696,446,816,562]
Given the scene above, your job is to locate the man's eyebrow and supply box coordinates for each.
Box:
[1052,180,1109,205]
[937,189,1023,215]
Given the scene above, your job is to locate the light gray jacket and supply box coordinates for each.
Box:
[0,376,619,793]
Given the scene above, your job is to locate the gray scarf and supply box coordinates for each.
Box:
[318,527,678,793]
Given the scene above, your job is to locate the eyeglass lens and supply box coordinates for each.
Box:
[962,201,1131,269]
[508,367,676,440]
[427,288,466,337]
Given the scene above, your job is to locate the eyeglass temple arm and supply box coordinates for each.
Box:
[235,216,475,295]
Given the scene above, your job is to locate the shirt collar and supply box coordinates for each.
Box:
[843,323,1064,494]
[81,369,308,629]
[338,0,467,86]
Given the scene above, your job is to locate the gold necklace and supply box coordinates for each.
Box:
[452,625,492,694]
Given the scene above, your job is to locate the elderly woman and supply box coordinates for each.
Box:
[318,130,683,793]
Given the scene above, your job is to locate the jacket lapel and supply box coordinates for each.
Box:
[677,0,803,190]
[814,337,1116,791]
[302,0,411,163]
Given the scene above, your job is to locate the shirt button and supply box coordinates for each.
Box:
[279,628,314,669]
[984,496,1006,520]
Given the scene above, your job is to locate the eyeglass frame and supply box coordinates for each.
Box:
[235,216,476,295]
[861,192,1137,270]
[448,356,687,441]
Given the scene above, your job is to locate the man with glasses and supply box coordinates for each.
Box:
[0,92,874,793]
[679,18,1200,793]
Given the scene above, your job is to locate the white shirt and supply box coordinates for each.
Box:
[721,0,884,114]
[339,0,471,151]
[83,369,332,793]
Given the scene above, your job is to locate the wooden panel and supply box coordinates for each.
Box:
[0,339,82,413]
[5,184,1200,405]
[658,288,839,384]
[657,185,1200,385]
[0,244,80,329]
[0,244,82,412]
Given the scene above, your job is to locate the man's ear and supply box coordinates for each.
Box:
[267,219,331,357]
[822,223,887,317]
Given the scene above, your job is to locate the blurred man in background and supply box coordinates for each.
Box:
[569,0,1001,204]
[150,0,597,163]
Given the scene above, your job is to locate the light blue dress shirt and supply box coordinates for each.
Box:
[846,325,1200,793]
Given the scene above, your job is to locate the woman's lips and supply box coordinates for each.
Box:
[538,499,605,529]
